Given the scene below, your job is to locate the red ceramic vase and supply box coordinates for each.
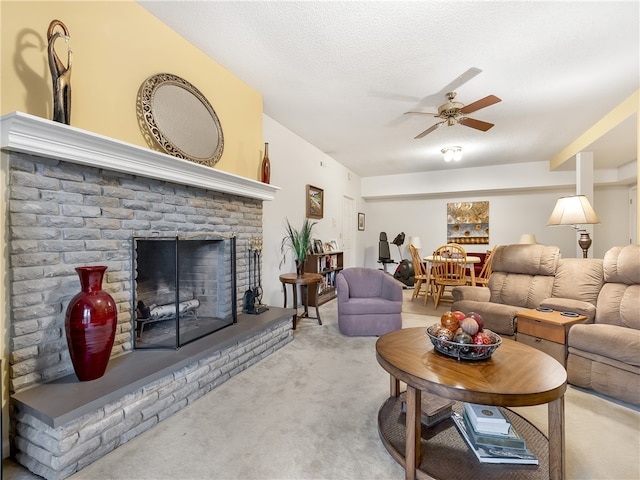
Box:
[65,266,117,381]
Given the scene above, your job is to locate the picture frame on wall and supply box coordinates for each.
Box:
[306,185,324,219]
[358,212,365,231]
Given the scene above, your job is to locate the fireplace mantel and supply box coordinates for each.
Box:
[1,111,279,201]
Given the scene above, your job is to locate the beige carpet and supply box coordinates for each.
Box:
[3,289,639,480]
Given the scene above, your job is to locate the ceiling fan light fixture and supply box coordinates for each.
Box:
[441,146,462,162]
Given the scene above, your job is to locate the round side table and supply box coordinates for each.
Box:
[279,273,323,329]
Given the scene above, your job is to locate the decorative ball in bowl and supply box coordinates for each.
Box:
[426,311,502,361]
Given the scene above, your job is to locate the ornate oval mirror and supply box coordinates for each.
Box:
[138,73,224,167]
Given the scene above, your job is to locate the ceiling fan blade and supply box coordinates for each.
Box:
[459,117,495,132]
[404,111,438,116]
[414,122,443,139]
[460,95,501,114]
[417,67,482,108]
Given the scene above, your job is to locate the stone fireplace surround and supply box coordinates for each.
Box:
[1,112,294,479]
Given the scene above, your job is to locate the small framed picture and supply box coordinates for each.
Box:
[313,238,324,254]
[330,239,339,251]
[306,185,324,219]
[358,212,365,231]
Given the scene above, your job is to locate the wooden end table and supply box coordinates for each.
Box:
[279,273,323,329]
[376,328,567,480]
[516,308,587,367]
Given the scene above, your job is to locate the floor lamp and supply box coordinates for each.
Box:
[547,195,600,258]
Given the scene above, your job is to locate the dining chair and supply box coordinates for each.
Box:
[432,243,468,308]
[475,246,496,287]
[408,244,429,302]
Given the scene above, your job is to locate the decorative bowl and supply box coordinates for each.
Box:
[426,324,502,361]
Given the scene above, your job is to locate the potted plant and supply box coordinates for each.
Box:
[280,217,316,276]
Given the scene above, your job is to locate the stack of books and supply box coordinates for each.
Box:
[452,403,539,465]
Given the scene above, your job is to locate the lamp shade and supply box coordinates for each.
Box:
[408,236,422,249]
[518,234,537,244]
[547,195,600,226]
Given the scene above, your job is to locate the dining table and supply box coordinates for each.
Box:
[422,255,482,304]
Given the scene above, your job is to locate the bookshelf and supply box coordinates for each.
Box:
[304,251,343,306]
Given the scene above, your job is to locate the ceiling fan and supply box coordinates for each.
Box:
[405,91,502,139]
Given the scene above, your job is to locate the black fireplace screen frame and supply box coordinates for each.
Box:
[132,234,237,350]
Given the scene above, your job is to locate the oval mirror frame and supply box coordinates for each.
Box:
[138,73,224,167]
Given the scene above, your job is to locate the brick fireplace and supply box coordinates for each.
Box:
[1,112,293,479]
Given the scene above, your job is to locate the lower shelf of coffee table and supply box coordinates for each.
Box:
[377,396,550,480]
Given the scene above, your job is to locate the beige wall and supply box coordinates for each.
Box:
[1,0,264,179]
[0,0,265,457]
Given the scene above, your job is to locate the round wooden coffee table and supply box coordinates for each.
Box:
[376,327,567,480]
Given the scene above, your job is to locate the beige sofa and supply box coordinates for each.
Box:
[566,245,640,406]
[451,244,561,338]
[452,243,639,406]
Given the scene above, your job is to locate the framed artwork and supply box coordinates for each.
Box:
[313,239,324,254]
[447,201,489,245]
[330,239,339,251]
[358,212,365,231]
[306,185,324,219]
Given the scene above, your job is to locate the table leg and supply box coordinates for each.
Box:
[470,263,476,286]
[405,385,421,480]
[389,375,400,397]
[292,285,299,330]
[548,396,565,480]
[282,282,288,308]
[313,281,322,325]
[301,285,310,318]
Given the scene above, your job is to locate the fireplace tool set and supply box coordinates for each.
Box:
[244,237,268,314]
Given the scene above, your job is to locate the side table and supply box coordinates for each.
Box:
[516,308,587,367]
[279,273,323,329]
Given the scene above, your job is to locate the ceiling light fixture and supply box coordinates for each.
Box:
[441,146,462,162]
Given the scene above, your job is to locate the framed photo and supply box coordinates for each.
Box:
[358,212,365,231]
[330,239,339,251]
[313,238,324,254]
[306,185,324,219]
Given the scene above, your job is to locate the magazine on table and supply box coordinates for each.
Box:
[461,410,527,450]
[463,402,511,435]
[452,413,539,465]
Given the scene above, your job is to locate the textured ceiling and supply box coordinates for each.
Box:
[138,1,639,178]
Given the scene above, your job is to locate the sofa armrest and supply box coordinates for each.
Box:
[381,275,403,302]
[336,273,349,303]
[452,286,490,303]
[540,297,596,323]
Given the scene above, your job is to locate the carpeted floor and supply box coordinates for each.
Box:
[4,289,639,479]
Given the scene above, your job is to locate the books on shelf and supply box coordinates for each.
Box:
[463,402,511,435]
[452,413,539,465]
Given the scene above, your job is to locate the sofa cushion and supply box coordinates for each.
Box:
[551,258,603,305]
[491,244,560,276]
[488,272,555,309]
[568,323,640,367]
[339,297,402,315]
[595,283,640,329]
[604,245,640,285]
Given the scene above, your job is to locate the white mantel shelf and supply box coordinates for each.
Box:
[0,112,280,201]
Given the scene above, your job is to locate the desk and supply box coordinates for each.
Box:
[279,273,323,329]
[376,328,567,480]
[422,255,481,305]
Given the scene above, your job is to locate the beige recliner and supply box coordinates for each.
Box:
[452,244,561,338]
[566,245,640,406]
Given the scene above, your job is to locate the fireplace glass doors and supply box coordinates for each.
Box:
[133,235,237,349]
